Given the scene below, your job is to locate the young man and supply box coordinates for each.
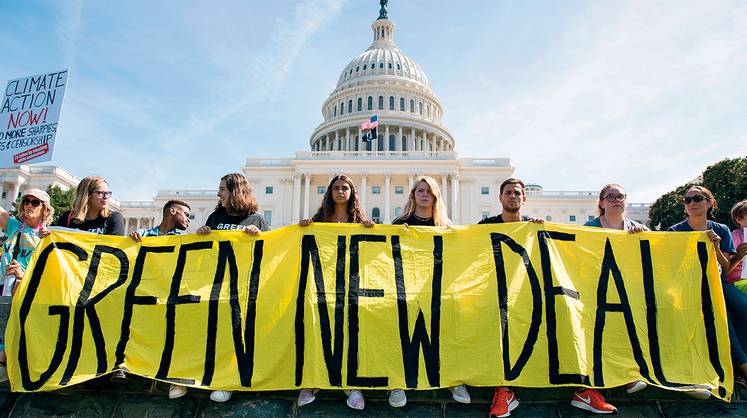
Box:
[112,200,191,386]
[480,178,617,417]
[130,200,191,241]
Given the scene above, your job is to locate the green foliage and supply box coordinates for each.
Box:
[649,156,747,230]
[46,185,75,218]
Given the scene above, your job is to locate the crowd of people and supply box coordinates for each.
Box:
[0,172,745,417]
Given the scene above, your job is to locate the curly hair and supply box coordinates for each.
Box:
[215,173,258,215]
[312,175,367,223]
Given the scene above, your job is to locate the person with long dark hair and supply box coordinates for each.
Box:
[669,186,747,392]
[297,175,372,410]
[196,173,269,403]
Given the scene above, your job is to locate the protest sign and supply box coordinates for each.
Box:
[5,223,733,399]
[0,70,69,167]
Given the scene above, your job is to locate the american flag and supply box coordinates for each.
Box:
[360,114,378,131]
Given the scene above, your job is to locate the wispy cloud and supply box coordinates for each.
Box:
[55,0,84,69]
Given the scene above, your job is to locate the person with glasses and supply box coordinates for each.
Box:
[54,176,125,236]
[0,189,54,381]
[668,186,747,389]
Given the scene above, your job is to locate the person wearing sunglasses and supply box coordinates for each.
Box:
[0,188,54,381]
[668,186,747,390]
[54,176,125,236]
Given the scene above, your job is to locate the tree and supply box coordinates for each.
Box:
[649,156,747,230]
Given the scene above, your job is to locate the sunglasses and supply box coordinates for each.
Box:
[684,195,707,204]
[22,198,42,207]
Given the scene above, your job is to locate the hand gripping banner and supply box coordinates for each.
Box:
[5,223,733,399]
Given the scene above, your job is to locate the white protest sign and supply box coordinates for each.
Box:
[0,69,69,168]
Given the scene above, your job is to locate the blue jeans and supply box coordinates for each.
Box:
[723,280,747,365]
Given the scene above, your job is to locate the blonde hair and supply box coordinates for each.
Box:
[15,199,54,226]
[71,176,111,224]
[399,176,452,227]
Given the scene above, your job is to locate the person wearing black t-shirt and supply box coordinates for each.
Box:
[390,176,471,408]
[54,176,125,236]
[195,173,269,403]
[297,175,372,411]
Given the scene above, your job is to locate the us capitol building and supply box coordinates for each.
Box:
[0,4,650,232]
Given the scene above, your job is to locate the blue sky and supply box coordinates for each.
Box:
[1,0,745,203]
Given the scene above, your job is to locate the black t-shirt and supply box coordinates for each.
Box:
[205,210,270,231]
[478,214,530,224]
[392,213,435,226]
[54,210,126,236]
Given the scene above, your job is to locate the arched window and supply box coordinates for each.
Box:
[378,96,384,110]
[388,62,392,69]
[377,134,384,151]
[410,100,415,113]
[389,134,396,150]
[389,96,395,110]
[419,102,423,115]
[357,98,362,111]
[348,99,353,113]
[379,63,384,69]
[363,64,367,70]
[356,66,359,72]
[368,96,373,110]
[340,102,344,115]
[333,106,336,117]
[401,136,407,151]
[372,207,381,223]
[400,97,405,111]
[381,28,385,38]
[354,136,359,151]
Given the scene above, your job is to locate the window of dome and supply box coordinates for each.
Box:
[378,96,383,110]
[389,96,394,110]
[397,63,401,70]
[400,97,405,111]
[410,99,414,113]
[340,102,344,115]
[363,64,367,70]
[389,134,396,150]
[333,107,336,117]
[357,98,362,111]
[356,66,359,72]
[348,99,353,113]
[349,69,353,75]
[379,63,383,69]
[368,96,373,110]
[388,63,392,69]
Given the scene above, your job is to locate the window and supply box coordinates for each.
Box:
[363,64,367,70]
[357,98,362,111]
[389,96,395,110]
[368,96,373,110]
[481,211,490,220]
[400,97,405,111]
[1,192,5,199]
[263,210,272,227]
[397,63,401,70]
[379,63,384,69]
[394,207,402,217]
[419,102,423,115]
[410,99,414,113]
[395,186,404,194]
[588,215,595,221]
[389,134,396,150]
[340,102,344,115]
[480,186,489,195]
[372,207,381,223]
[317,186,326,194]
[377,134,384,151]
[189,214,196,220]
[265,186,273,194]
[356,66,359,72]
[378,96,384,110]
[348,99,353,113]
[372,186,381,194]
[388,62,392,69]
[401,136,407,151]
[546,216,553,221]
[569,215,577,222]
[333,106,336,117]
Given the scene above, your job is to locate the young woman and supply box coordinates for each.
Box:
[297,175,372,410]
[0,189,54,379]
[668,186,747,392]
[390,176,471,408]
[193,173,269,402]
[726,200,747,285]
[54,176,125,236]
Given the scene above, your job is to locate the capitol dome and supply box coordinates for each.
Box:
[309,6,454,154]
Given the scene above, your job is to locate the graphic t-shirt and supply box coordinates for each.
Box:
[205,210,270,232]
[55,210,126,236]
[392,213,435,226]
[478,214,531,224]
[137,226,183,237]
[1,217,42,281]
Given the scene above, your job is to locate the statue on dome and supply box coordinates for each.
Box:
[378,0,388,20]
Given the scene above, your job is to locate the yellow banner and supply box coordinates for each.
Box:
[6,223,733,399]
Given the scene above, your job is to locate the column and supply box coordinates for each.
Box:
[441,174,448,213]
[346,128,350,151]
[384,173,391,223]
[424,132,428,151]
[135,218,140,230]
[303,173,311,219]
[451,174,459,224]
[357,129,362,151]
[408,174,414,190]
[360,173,367,213]
[398,126,403,151]
[292,173,301,222]
[10,178,24,203]
[384,125,390,151]
[335,131,339,151]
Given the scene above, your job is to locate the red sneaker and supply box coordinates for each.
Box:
[489,386,519,418]
[570,389,617,414]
